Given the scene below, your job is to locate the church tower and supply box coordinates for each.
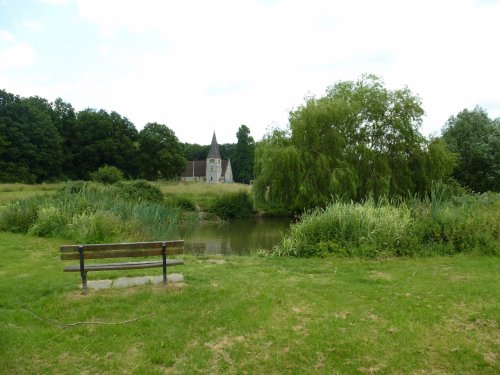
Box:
[206,132,222,183]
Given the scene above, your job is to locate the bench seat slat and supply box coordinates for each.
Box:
[60,240,184,253]
[60,248,183,260]
[63,259,184,272]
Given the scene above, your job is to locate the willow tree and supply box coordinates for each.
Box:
[253,75,455,212]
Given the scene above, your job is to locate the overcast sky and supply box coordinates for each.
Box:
[1,0,499,144]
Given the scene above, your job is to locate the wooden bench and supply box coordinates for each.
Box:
[60,240,184,293]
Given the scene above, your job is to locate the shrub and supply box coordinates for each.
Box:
[208,191,254,220]
[115,180,164,203]
[28,206,67,237]
[171,197,197,211]
[0,198,40,232]
[90,165,124,184]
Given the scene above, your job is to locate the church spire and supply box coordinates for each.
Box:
[207,131,221,159]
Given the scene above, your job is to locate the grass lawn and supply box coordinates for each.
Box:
[0,231,499,374]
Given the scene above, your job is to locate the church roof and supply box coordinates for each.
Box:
[207,132,221,159]
[181,160,206,178]
[180,159,230,178]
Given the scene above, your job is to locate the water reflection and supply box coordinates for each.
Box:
[176,217,291,255]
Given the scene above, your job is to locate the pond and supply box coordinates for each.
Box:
[176,217,291,255]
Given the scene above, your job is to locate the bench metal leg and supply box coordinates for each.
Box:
[162,242,167,286]
[78,245,88,294]
[81,271,88,294]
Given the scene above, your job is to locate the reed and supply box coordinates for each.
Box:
[274,193,499,257]
[0,181,180,243]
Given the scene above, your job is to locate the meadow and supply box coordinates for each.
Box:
[0,181,499,373]
[0,182,63,204]
[1,231,499,374]
[156,181,251,210]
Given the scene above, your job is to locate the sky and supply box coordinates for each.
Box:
[1,0,499,145]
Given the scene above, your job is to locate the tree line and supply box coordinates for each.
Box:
[253,75,499,212]
[0,89,254,183]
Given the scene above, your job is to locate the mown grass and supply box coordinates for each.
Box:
[156,181,251,210]
[1,231,499,374]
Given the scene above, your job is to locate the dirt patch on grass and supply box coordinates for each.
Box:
[367,271,393,281]
[205,335,246,373]
[333,311,351,319]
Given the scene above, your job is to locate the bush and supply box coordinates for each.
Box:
[115,180,164,203]
[208,191,254,220]
[0,198,40,232]
[90,165,124,184]
[171,197,197,211]
[28,206,67,237]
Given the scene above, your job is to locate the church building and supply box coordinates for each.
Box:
[181,132,233,183]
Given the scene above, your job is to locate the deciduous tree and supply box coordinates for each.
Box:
[254,75,454,212]
[138,123,186,180]
[442,107,499,192]
[232,125,255,183]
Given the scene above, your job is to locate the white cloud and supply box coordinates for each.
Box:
[0,43,36,70]
[2,0,499,144]
[38,0,68,4]
[0,30,16,42]
[22,20,44,31]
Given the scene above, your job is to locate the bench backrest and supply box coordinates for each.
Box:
[60,240,184,260]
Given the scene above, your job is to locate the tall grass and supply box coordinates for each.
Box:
[208,191,254,220]
[274,193,500,257]
[0,181,180,243]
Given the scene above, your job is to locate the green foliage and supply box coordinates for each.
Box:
[272,192,499,257]
[231,125,255,183]
[71,109,139,179]
[169,196,197,211]
[208,191,254,220]
[138,123,187,180]
[442,106,499,192]
[115,180,164,203]
[0,181,178,242]
[0,89,188,183]
[253,75,455,213]
[0,197,40,232]
[0,90,64,183]
[183,142,210,160]
[90,165,124,184]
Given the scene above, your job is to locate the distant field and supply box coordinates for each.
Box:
[156,181,251,208]
[0,232,498,374]
[0,181,251,207]
[0,183,64,203]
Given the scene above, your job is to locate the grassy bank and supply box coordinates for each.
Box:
[1,232,499,374]
[275,193,500,257]
[0,181,181,243]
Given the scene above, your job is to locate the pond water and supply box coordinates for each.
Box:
[176,217,291,255]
